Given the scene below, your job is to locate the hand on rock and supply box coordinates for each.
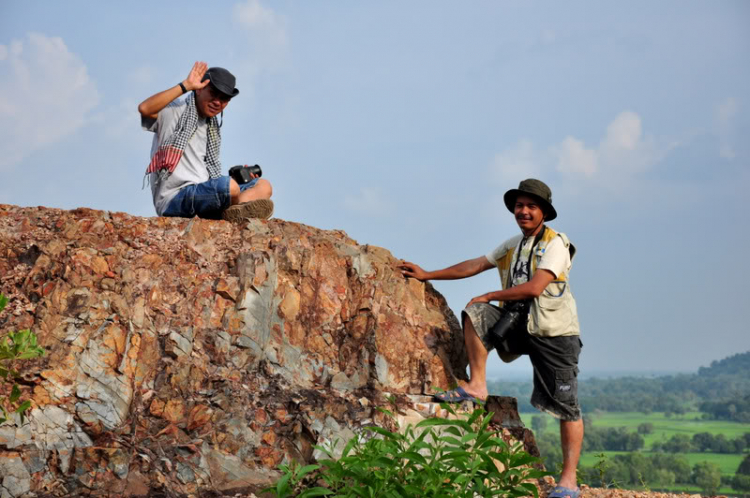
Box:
[399,261,428,281]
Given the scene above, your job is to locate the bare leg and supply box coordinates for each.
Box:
[462,314,489,400]
[229,178,273,205]
[558,419,583,489]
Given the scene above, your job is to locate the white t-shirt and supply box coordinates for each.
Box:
[485,234,571,285]
[142,98,210,216]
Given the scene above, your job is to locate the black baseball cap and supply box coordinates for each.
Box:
[202,67,240,98]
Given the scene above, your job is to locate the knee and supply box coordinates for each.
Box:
[229,178,241,202]
[257,178,273,198]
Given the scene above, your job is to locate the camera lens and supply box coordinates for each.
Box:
[247,164,262,177]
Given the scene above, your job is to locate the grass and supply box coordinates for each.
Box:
[521,411,750,445]
[578,451,744,477]
[585,411,750,447]
[520,411,750,480]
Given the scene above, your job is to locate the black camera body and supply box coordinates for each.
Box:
[489,299,531,346]
[229,164,262,184]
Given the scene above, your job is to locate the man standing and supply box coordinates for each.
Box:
[139,61,273,221]
[400,179,583,498]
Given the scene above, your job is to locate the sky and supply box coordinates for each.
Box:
[1,1,748,379]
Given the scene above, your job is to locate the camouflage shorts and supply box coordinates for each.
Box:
[462,303,583,421]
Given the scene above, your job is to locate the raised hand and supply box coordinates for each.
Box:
[399,261,429,281]
[184,61,210,91]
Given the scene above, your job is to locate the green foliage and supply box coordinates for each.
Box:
[490,350,750,416]
[265,404,549,497]
[0,293,45,425]
[636,422,654,435]
[732,473,750,494]
[738,454,750,476]
[583,426,644,452]
[701,395,750,423]
[692,461,722,496]
[535,431,563,473]
[592,452,618,489]
[531,415,547,436]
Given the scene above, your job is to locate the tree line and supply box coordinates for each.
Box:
[532,415,750,495]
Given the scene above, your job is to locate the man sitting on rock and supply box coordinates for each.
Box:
[139,61,273,221]
[400,179,583,498]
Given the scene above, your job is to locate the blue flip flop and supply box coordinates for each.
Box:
[548,486,581,498]
[433,387,484,404]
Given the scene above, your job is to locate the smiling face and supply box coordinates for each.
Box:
[514,194,545,235]
[194,84,232,118]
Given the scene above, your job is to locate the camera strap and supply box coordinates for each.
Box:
[511,225,546,288]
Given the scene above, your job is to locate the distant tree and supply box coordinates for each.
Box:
[536,431,562,472]
[531,415,547,436]
[738,454,750,476]
[653,469,676,488]
[732,474,750,495]
[693,461,722,496]
[662,434,693,453]
[582,414,594,428]
[637,422,654,435]
[692,431,715,452]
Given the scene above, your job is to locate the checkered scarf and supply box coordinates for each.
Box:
[145,92,222,183]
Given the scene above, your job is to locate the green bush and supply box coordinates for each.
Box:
[266,403,549,497]
[0,293,45,424]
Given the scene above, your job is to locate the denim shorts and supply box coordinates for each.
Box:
[463,303,583,421]
[163,176,259,219]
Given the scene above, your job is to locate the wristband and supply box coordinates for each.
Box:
[178,82,187,94]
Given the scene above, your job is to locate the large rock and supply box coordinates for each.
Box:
[0,204,478,496]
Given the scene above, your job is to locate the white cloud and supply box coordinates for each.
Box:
[602,111,642,151]
[228,0,289,100]
[553,111,666,182]
[556,136,597,176]
[716,97,738,125]
[343,187,394,217]
[489,139,544,184]
[491,111,675,196]
[715,97,739,160]
[101,99,141,140]
[0,33,99,169]
[233,0,287,49]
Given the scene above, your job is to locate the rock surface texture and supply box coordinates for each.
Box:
[0,204,485,496]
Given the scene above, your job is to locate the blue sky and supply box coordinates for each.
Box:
[1,1,748,378]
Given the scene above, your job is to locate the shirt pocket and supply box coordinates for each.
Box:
[539,282,567,309]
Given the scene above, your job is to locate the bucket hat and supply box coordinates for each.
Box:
[503,178,557,221]
[202,67,240,98]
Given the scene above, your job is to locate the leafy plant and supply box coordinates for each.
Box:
[592,452,619,489]
[266,402,549,497]
[0,293,45,424]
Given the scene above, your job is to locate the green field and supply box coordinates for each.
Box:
[520,411,750,447]
[519,410,750,478]
[579,451,744,477]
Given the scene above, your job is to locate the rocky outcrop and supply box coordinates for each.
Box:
[0,204,482,496]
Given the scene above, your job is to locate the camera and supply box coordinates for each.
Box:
[229,164,262,184]
[489,299,531,345]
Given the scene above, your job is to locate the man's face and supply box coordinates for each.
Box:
[195,84,231,118]
[514,194,545,231]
